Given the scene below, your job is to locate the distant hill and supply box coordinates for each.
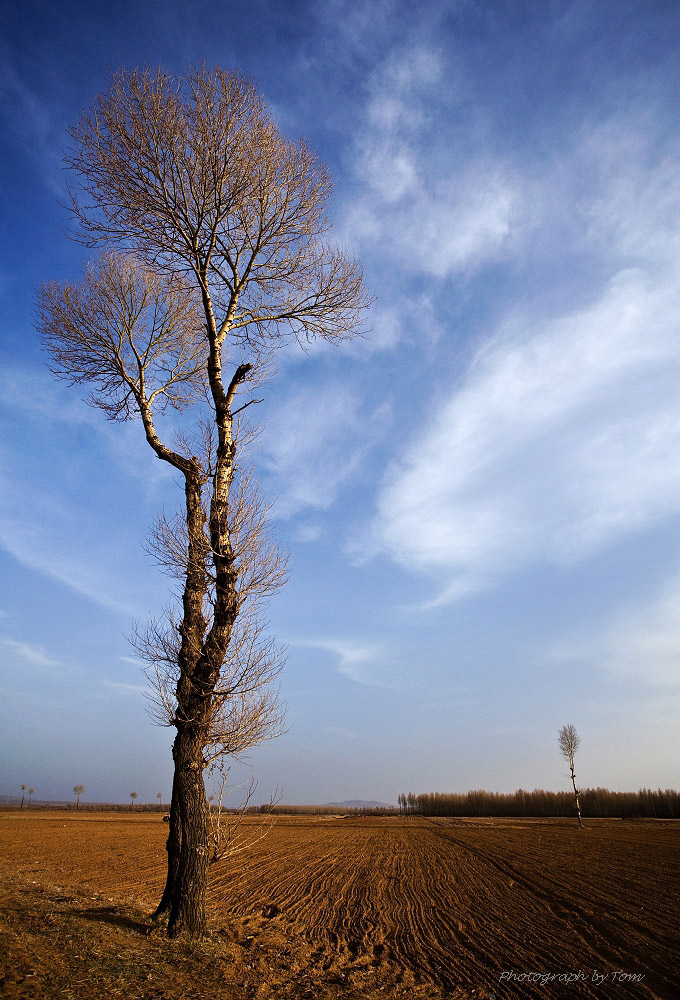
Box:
[322,800,394,809]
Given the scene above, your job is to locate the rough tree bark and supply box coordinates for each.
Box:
[155,759,181,919]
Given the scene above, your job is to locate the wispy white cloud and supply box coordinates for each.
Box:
[0,502,144,618]
[341,295,445,356]
[341,44,519,280]
[0,637,61,668]
[580,116,680,265]
[0,364,172,493]
[105,680,148,697]
[0,59,65,192]
[370,108,680,604]
[293,637,387,686]
[0,363,172,616]
[261,381,390,517]
[294,522,324,544]
[550,576,680,688]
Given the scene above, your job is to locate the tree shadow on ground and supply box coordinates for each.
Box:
[74,905,152,935]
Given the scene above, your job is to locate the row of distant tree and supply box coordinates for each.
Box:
[17,785,168,810]
[15,785,680,818]
[398,788,680,819]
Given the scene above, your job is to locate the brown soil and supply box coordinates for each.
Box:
[0,811,677,999]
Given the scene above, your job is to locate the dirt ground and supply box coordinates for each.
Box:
[0,811,677,999]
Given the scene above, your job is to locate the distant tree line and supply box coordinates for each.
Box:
[7,801,170,812]
[398,788,680,819]
[256,804,398,816]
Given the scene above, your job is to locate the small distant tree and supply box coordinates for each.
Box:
[28,788,35,807]
[558,724,582,828]
[73,784,84,810]
[130,792,138,811]
[157,791,163,810]
[20,784,27,809]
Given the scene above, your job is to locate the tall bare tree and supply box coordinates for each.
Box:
[558,724,582,828]
[39,65,369,938]
[73,784,84,810]
[28,788,35,807]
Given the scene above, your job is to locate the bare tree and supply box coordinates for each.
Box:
[73,784,84,810]
[28,788,35,807]
[39,65,369,939]
[130,792,138,811]
[558,724,582,828]
[157,791,163,809]
[20,784,27,809]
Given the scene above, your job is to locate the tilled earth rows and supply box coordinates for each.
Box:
[205,816,678,998]
[1,812,677,998]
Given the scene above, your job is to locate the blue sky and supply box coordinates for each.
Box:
[1,0,679,805]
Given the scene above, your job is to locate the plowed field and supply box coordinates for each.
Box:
[0,812,677,999]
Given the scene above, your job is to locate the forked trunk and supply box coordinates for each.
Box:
[153,367,244,938]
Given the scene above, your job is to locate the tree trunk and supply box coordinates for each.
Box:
[167,725,210,938]
[153,369,244,938]
[155,466,210,934]
[154,741,182,920]
[570,764,582,828]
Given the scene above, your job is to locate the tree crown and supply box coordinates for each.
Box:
[558,724,580,763]
[66,65,369,352]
